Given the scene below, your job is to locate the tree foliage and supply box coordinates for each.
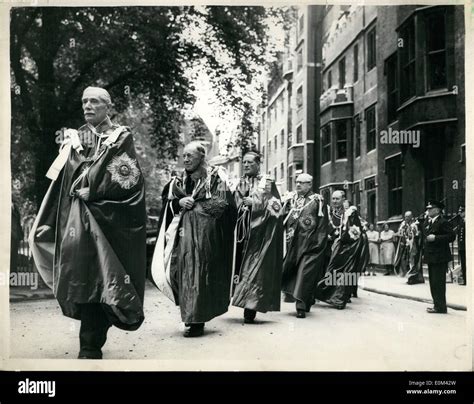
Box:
[10,6,289,216]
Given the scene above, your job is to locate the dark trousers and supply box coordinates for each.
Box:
[79,303,111,358]
[460,249,466,284]
[427,263,447,311]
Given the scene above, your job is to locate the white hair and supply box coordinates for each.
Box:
[83,86,112,106]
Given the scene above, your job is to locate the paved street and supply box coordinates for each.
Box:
[9,282,470,371]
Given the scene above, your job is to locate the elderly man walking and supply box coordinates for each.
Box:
[315,190,369,309]
[231,151,283,324]
[30,87,147,359]
[151,141,237,337]
[281,173,328,318]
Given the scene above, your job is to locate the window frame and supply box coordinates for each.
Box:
[367,27,376,71]
[365,104,377,152]
[321,124,331,164]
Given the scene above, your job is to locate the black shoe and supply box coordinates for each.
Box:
[183,323,205,337]
[384,272,391,276]
[283,294,296,303]
[426,307,447,314]
[407,280,424,285]
[296,309,306,318]
[347,298,352,303]
[244,309,257,324]
[78,351,102,359]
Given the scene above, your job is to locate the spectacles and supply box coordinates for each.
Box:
[296,181,311,184]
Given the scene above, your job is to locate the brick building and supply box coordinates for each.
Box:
[318,5,464,225]
[259,6,324,194]
[258,5,465,221]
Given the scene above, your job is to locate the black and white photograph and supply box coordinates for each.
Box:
[2,0,472,386]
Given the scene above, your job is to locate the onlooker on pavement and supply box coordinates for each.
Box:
[365,223,379,276]
[380,222,395,275]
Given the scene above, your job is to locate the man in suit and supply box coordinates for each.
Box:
[456,205,466,285]
[423,201,455,314]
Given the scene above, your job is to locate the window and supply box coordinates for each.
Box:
[338,57,346,89]
[288,131,293,147]
[280,162,284,179]
[366,105,376,152]
[335,120,347,159]
[426,10,447,90]
[386,53,398,123]
[367,28,376,71]
[297,49,303,72]
[354,114,361,158]
[386,155,403,217]
[425,131,444,203]
[365,176,376,190]
[353,44,359,82]
[262,145,265,159]
[288,165,293,191]
[321,124,331,164]
[274,167,277,181]
[296,86,303,109]
[400,20,416,102]
[268,140,271,154]
[274,135,277,151]
[365,177,377,225]
[328,70,332,89]
[281,129,284,147]
[296,124,303,143]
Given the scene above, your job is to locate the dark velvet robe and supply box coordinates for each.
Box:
[315,207,369,309]
[394,220,424,283]
[281,192,329,309]
[152,166,237,323]
[232,175,283,313]
[29,121,147,330]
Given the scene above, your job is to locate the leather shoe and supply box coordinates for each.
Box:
[296,310,306,318]
[426,307,447,314]
[183,323,205,337]
[244,308,256,324]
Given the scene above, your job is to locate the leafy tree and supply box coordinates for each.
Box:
[10,6,289,214]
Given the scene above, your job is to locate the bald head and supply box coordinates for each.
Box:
[331,190,345,208]
[82,87,111,126]
[404,211,413,222]
[296,173,313,196]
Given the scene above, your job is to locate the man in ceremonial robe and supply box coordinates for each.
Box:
[151,141,237,337]
[281,173,328,318]
[231,152,283,323]
[29,87,147,359]
[423,201,455,314]
[394,211,424,284]
[315,191,369,310]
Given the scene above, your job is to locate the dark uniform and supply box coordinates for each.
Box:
[455,207,466,285]
[422,201,455,313]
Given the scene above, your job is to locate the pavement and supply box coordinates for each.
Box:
[8,282,470,370]
[9,271,468,311]
[358,272,468,311]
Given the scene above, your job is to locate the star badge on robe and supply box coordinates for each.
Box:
[348,225,361,241]
[107,153,140,189]
[299,215,315,230]
[267,197,282,218]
